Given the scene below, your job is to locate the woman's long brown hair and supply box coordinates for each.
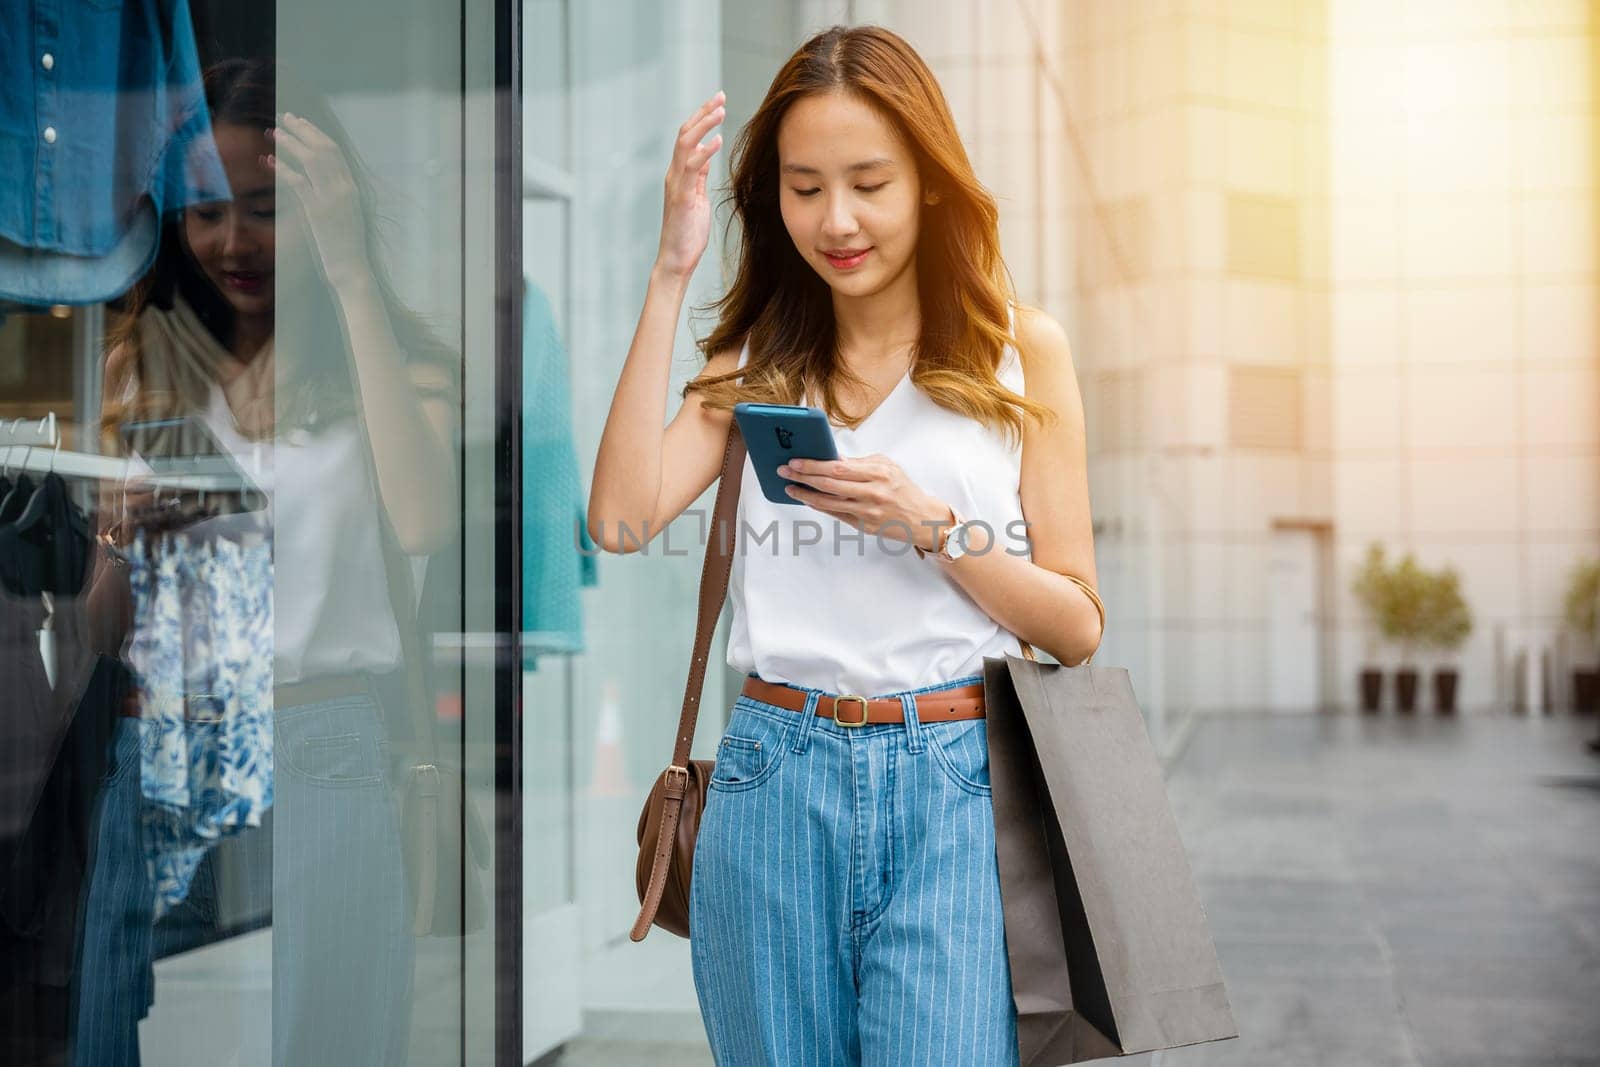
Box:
[686,24,1056,447]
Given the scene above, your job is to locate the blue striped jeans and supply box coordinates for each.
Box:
[689,672,1020,1066]
[70,716,154,1067]
[268,693,415,1067]
[70,691,415,1066]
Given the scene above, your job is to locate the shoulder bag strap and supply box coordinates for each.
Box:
[629,422,744,942]
[376,511,437,770]
[670,422,746,769]
[375,509,452,933]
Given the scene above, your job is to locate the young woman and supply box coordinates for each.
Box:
[589,23,1101,1066]
[90,57,457,1067]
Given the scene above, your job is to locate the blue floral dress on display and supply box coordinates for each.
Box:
[125,527,273,918]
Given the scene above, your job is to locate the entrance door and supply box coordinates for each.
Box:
[1267,527,1323,712]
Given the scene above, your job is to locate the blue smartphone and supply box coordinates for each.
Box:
[732,402,841,506]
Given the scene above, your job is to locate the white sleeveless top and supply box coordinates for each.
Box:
[196,384,405,686]
[121,298,407,687]
[724,309,1031,696]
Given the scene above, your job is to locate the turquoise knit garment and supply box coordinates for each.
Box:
[521,278,597,669]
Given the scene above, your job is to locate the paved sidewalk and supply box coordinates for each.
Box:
[550,709,1600,1066]
[1164,710,1600,1067]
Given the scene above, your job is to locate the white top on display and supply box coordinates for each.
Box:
[188,382,408,687]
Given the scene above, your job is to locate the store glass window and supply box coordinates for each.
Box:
[0,0,513,1063]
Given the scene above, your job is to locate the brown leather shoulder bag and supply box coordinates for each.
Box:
[631,422,746,941]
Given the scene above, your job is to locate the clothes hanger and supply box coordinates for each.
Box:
[10,432,66,535]
[5,414,73,531]
[0,422,39,523]
[0,418,16,502]
[0,421,49,595]
[7,437,89,596]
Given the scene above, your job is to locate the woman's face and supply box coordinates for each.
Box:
[776,90,927,300]
[181,121,279,317]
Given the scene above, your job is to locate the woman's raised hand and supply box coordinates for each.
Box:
[656,90,725,280]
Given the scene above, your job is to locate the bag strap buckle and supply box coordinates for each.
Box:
[409,762,441,797]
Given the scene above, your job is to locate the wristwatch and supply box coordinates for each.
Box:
[915,505,973,562]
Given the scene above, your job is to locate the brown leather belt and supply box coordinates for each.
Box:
[118,673,377,719]
[740,676,985,727]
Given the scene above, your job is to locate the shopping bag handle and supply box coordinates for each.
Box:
[1017,574,1104,666]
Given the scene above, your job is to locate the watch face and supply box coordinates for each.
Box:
[945,522,969,559]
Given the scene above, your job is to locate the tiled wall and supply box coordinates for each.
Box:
[1328,0,1599,711]
[889,0,1600,716]
[1060,2,1334,716]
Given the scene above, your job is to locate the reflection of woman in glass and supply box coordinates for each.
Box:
[96,57,457,1067]
[591,25,1101,1065]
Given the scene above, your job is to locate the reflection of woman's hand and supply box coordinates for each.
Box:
[264,111,370,283]
[114,482,218,540]
[95,482,154,549]
[776,455,956,554]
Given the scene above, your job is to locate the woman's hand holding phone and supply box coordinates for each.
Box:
[655,90,726,280]
[778,454,957,556]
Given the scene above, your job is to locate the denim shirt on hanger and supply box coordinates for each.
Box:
[0,0,230,305]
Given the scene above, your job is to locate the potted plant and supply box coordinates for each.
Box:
[1386,553,1432,714]
[1564,559,1600,714]
[1349,543,1389,713]
[1421,565,1472,714]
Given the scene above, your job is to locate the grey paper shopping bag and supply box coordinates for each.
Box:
[983,651,1239,1064]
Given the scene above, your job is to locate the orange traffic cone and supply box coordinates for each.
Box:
[589,678,630,797]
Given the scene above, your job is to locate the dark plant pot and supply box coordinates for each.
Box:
[1395,669,1419,714]
[1359,669,1383,714]
[1574,669,1600,714]
[1433,669,1458,715]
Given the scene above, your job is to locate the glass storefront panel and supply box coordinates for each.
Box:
[520,1,802,1060]
[0,0,513,1063]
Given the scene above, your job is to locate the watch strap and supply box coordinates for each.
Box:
[915,505,964,561]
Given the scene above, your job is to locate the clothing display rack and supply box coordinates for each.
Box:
[0,412,262,492]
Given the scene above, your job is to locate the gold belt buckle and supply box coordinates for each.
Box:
[832,694,869,727]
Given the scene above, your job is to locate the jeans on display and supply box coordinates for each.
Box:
[267,690,415,1067]
[689,672,1020,1067]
